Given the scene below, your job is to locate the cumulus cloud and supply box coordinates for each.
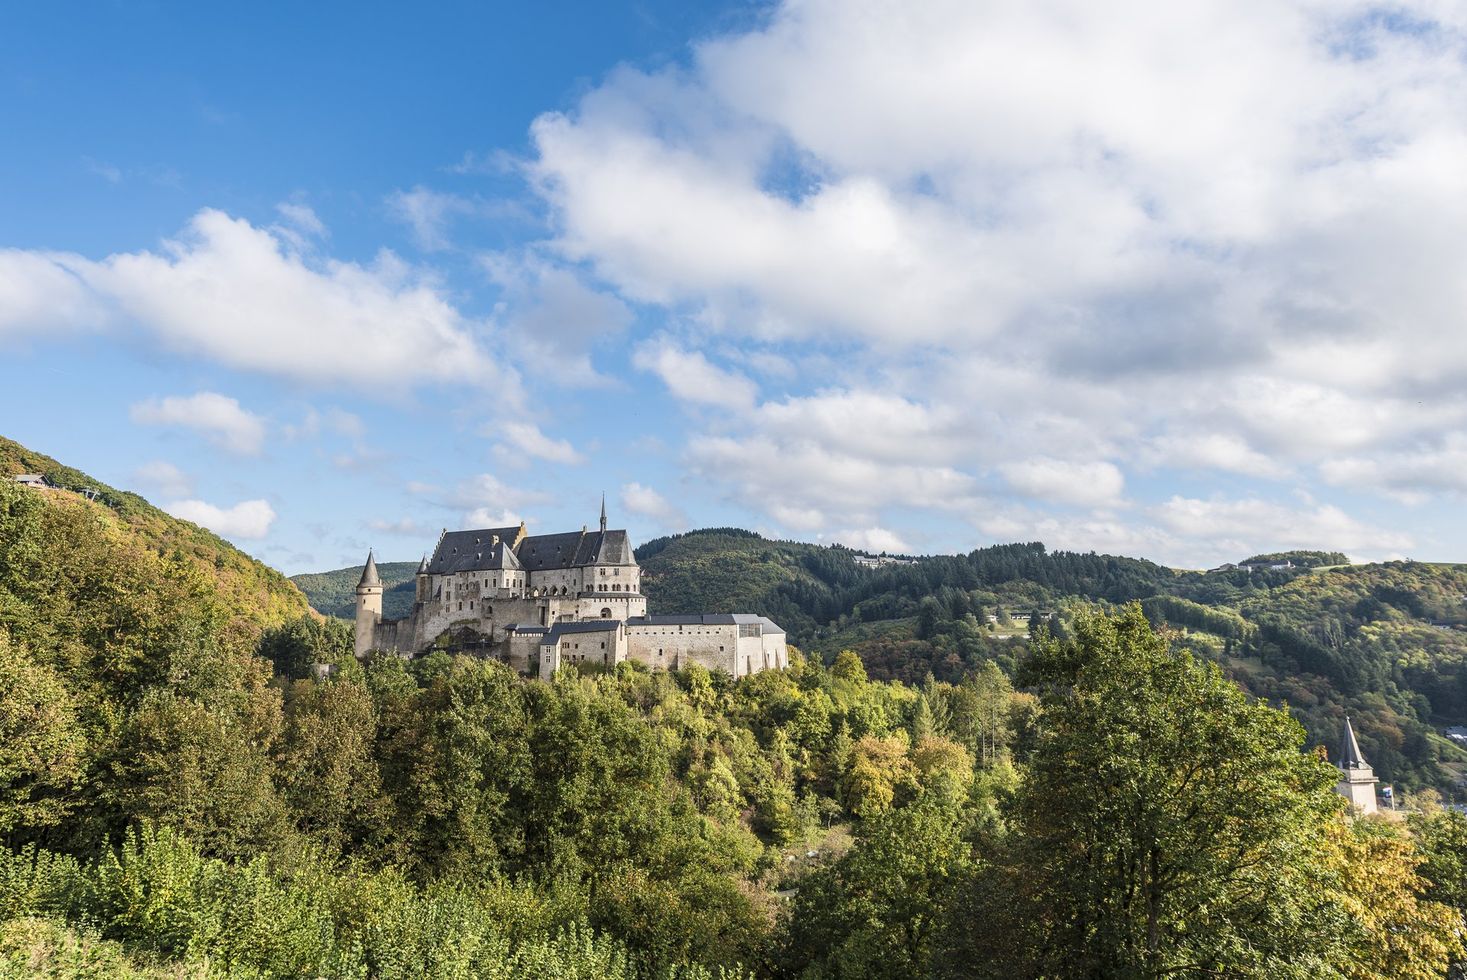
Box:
[1,209,491,386]
[497,421,584,464]
[1154,495,1412,560]
[689,433,980,533]
[412,472,550,529]
[130,392,267,456]
[386,186,476,251]
[832,526,912,554]
[633,338,760,410]
[130,460,192,499]
[368,517,431,536]
[0,249,107,337]
[999,458,1126,509]
[621,482,687,529]
[510,0,1467,561]
[165,498,277,539]
[484,255,634,383]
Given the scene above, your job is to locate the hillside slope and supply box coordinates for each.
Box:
[294,526,1467,791]
[0,435,308,632]
[292,561,419,619]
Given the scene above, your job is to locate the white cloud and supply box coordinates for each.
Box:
[998,457,1126,509]
[689,433,979,532]
[1154,495,1412,560]
[386,186,476,251]
[483,255,634,385]
[368,517,431,536]
[832,526,912,554]
[621,482,687,529]
[274,202,327,242]
[497,421,584,464]
[130,460,192,499]
[1,209,492,387]
[756,391,968,466]
[633,339,759,410]
[130,392,267,456]
[513,0,1467,559]
[0,249,106,337]
[1320,435,1467,503]
[415,473,549,529]
[165,498,277,540]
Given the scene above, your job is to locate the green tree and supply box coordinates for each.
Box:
[0,633,84,838]
[784,796,974,979]
[969,605,1353,977]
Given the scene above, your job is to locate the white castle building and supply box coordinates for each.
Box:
[354,500,788,680]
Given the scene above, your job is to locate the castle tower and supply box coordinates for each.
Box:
[354,550,383,658]
[1334,715,1378,815]
[415,553,430,603]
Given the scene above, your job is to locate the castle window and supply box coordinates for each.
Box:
[601,608,612,618]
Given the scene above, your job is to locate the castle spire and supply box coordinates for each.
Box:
[1340,715,1367,770]
[600,492,607,533]
[417,553,429,575]
[358,550,381,589]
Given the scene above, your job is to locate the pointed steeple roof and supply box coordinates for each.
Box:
[600,493,608,533]
[417,553,429,574]
[1340,715,1368,769]
[357,550,381,589]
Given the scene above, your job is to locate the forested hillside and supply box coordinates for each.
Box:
[6,442,1467,976]
[0,435,308,633]
[295,528,1467,792]
[292,560,419,618]
[627,530,1467,793]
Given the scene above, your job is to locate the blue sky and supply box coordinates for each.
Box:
[2,0,1465,573]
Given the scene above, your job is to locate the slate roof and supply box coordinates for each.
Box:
[357,551,381,588]
[1340,716,1369,769]
[424,525,635,575]
[541,619,622,645]
[628,614,785,635]
[518,529,633,570]
[429,528,524,575]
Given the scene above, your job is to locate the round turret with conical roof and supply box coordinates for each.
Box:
[354,549,384,657]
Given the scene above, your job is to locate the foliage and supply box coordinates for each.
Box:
[289,561,420,619]
[8,436,1467,977]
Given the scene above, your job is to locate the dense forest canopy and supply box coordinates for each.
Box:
[295,528,1467,793]
[8,440,1462,975]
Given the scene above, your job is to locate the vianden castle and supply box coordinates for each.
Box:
[355,498,788,680]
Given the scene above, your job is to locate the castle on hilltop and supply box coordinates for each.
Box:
[354,498,788,680]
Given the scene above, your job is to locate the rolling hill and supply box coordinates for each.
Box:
[0,434,309,634]
[293,533,1467,794]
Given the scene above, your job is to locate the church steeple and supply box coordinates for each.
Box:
[1334,715,1378,814]
[1340,715,1367,770]
[600,493,607,533]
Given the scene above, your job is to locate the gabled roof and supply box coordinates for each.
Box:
[627,614,786,635]
[1340,716,1369,770]
[541,619,623,646]
[429,527,524,575]
[518,529,633,570]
